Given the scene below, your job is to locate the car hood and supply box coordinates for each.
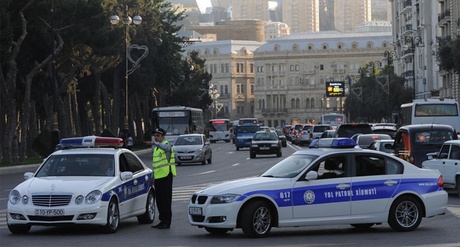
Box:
[13,176,114,195]
[196,177,291,196]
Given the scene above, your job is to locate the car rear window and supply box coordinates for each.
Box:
[336,124,372,138]
[313,126,331,132]
[413,130,456,146]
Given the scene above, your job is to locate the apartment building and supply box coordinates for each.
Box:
[253,31,392,127]
[390,0,460,100]
[183,40,264,120]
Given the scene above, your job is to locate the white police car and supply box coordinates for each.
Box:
[7,136,155,234]
[188,138,448,238]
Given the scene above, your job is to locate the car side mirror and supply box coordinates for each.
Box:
[426,152,438,160]
[24,172,34,180]
[305,171,318,181]
[205,141,210,145]
[120,171,133,181]
[384,143,393,149]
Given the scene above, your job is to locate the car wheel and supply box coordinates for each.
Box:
[207,155,212,164]
[276,149,282,157]
[204,227,231,235]
[8,224,31,234]
[351,223,374,229]
[241,201,272,238]
[201,160,206,165]
[456,177,460,197]
[103,198,120,233]
[282,143,287,147]
[137,190,155,224]
[388,196,422,232]
[236,147,239,151]
[250,152,256,159]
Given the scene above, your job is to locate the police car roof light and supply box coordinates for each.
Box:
[331,138,357,148]
[59,136,124,148]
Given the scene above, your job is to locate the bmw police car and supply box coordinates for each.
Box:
[7,136,155,234]
[188,138,447,238]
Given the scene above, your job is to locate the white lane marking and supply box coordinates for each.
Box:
[190,170,215,176]
[232,163,240,167]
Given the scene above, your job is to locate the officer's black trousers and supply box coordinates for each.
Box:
[154,172,173,226]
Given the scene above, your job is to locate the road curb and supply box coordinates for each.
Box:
[0,149,152,176]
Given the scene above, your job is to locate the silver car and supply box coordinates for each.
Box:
[174,134,212,165]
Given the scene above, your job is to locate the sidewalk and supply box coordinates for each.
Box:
[0,149,152,176]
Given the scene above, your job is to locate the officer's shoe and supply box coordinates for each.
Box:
[157,224,170,229]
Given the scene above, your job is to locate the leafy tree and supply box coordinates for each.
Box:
[437,36,460,74]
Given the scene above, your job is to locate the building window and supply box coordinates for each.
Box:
[220,85,224,95]
[293,44,299,51]
[237,84,240,94]
[311,98,315,108]
[250,63,254,73]
[221,64,225,73]
[241,84,244,94]
[225,63,229,73]
[320,64,324,70]
[251,84,254,94]
[236,63,240,73]
[367,42,373,48]
[274,44,280,51]
[308,44,313,50]
[352,42,358,49]
[295,65,299,71]
[322,43,328,50]
[225,85,228,94]
[296,98,300,108]
[213,48,218,55]
[306,98,310,109]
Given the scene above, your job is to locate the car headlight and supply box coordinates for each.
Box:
[251,144,258,147]
[75,195,84,205]
[9,190,20,205]
[195,148,203,155]
[85,190,102,204]
[22,195,29,205]
[210,194,240,204]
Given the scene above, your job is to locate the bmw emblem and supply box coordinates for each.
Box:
[303,190,315,204]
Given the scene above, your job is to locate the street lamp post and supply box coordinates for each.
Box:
[383,50,394,121]
[209,83,220,119]
[344,75,352,122]
[367,61,377,123]
[110,4,143,129]
[403,35,422,99]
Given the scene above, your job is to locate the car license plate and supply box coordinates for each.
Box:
[260,147,269,150]
[35,209,65,216]
[181,156,192,160]
[189,207,202,215]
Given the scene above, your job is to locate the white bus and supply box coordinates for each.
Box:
[208,119,231,143]
[400,99,460,132]
[151,106,204,144]
[321,113,346,128]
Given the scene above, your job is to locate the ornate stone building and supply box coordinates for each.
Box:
[253,31,392,127]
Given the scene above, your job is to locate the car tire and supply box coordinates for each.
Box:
[241,201,272,238]
[204,227,231,235]
[103,198,120,233]
[351,223,374,229]
[250,152,256,159]
[388,196,422,232]
[236,147,239,151]
[276,149,282,157]
[282,143,287,147]
[201,160,206,165]
[137,190,155,224]
[456,176,460,197]
[8,224,31,234]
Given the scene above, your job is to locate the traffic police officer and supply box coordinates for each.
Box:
[149,128,176,229]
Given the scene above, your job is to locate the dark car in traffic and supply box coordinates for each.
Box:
[250,130,282,158]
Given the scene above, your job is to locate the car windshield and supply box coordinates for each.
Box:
[253,133,277,141]
[261,154,317,178]
[36,154,115,177]
[313,126,331,132]
[175,136,202,145]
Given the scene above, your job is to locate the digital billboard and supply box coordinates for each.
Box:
[326,81,345,97]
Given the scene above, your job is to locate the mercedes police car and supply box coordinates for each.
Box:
[7,136,155,234]
[188,138,447,238]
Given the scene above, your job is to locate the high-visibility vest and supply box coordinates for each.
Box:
[152,140,176,179]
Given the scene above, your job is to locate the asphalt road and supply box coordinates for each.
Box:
[1,142,459,246]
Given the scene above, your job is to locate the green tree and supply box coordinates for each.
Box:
[437,36,460,75]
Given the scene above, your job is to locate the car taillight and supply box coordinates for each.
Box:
[437,176,444,188]
[301,131,305,135]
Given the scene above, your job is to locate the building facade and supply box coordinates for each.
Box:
[183,40,265,120]
[253,31,392,127]
[264,21,291,40]
[282,0,320,33]
[334,0,372,32]
[390,0,459,101]
[185,20,265,42]
[230,0,270,21]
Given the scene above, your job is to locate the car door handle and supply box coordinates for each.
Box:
[336,184,351,190]
[133,179,138,185]
[384,180,398,186]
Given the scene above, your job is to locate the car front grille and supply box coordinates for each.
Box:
[191,194,208,204]
[32,194,72,207]
[28,215,74,221]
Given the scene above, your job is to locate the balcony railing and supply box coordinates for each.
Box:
[438,10,451,24]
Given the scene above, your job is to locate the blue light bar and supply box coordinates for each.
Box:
[309,138,357,148]
[331,138,357,148]
[59,136,123,148]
